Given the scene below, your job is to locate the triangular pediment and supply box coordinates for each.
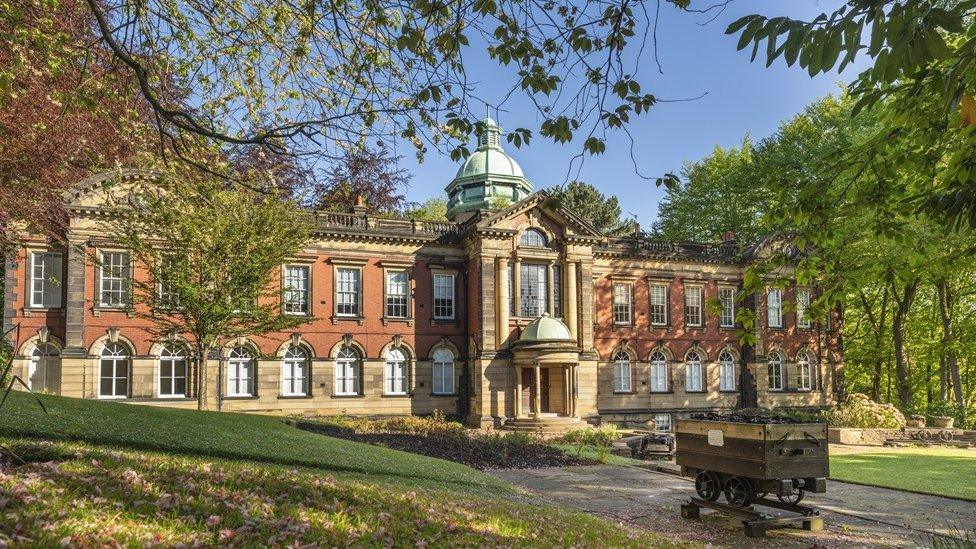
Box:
[65,169,159,210]
[471,190,603,239]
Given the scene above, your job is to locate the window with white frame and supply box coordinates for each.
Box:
[649,284,668,326]
[767,351,785,391]
[384,347,408,395]
[685,350,704,392]
[649,350,669,393]
[684,286,703,326]
[158,344,187,398]
[334,347,361,396]
[797,351,814,390]
[719,351,736,391]
[335,267,360,316]
[29,343,60,394]
[519,228,548,247]
[433,273,456,319]
[227,346,255,397]
[432,348,455,395]
[719,287,736,328]
[157,254,180,309]
[282,345,310,396]
[612,350,632,393]
[519,263,548,316]
[796,289,812,329]
[654,413,672,432]
[99,251,131,307]
[99,342,130,398]
[612,283,632,325]
[385,270,409,318]
[283,265,310,315]
[30,252,63,308]
[767,289,783,328]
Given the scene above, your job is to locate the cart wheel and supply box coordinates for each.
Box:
[755,492,768,501]
[918,430,932,442]
[723,476,754,508]
[777,489,805,505]
[694,472,721,501]
[939,430,953,442]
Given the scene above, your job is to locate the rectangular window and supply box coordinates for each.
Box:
[654,413,672,432]
[432,359,455,395]
[385,360,407,395]
[612,283,632,325]
[552,264,562,317]
[797,289,812,329]
[613,358,632,393]
[650,361,669,393]
[335,360,359,396]
[433,273,455,320]
[684,286,703,327]
[685,361,703,392]
[30,251,63,308]
[227,361,253,397]
[720,359,736,391]
[767,289,783,328]
[649,284,668,326]
[99,251,130,307]
[282,361,308,396]
[385,270,409,318]
[157,255,180,309]
[719,287,735,328]
[335,267,360,316]
[283,265,310,315]
[508,263,515,316]
[519,264,548,317]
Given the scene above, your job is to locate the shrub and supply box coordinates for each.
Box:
[824,393,906,429]
[557,425,620,459]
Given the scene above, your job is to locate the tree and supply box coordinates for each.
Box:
[315,144,411,214]
[117,169,311,410]
[551,181,633,235]
[405,198,449,222]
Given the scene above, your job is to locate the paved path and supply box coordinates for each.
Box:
[490,465,976,547]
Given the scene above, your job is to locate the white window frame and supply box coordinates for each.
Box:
[158,344,188,398]
[719,287,736,328]
[384,269,410,319]
[797,352,814,391]
[612,283,633,325]
[28,343,61,393]
[227,347,255,397]
[649,351,669,393]
[156,254,180,310]
[334,347,361,396]
[796,288,812,329]
[98,342,130,399]
[433,273,456,320]
[612,351,632,393]
[283,265,311,316]
[719,351,737,392]
[98,250,131,308]
[654,413,672,432]
[684,285,703,327]
[767,289,783,328]
[29,251,63,308]
[335,267,361,317]
[282,345,310,396]
[649,284,668,326]
[384,347,408,395]
[685,351,704,392]
[432,348,455,395]
[768,352,785,391]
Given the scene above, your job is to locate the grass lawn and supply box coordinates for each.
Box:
[0,392,681,546]
[830,447,976,501]
[550,443,648,467]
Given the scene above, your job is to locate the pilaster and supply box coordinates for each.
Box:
[62,239,88,357]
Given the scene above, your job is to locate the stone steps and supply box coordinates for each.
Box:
[500,416,590,435]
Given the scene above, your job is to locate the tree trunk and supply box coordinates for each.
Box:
[196,345,210,410]
[936,280,966,426]
[859,288,889,402]
[890,276,919,410]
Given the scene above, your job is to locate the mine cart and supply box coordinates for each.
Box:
[675,418,829,508]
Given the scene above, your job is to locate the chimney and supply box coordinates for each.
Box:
[352,194,368,214]
[634,222,641,236]
[721,231,736,242]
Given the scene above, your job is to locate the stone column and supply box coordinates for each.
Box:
[570,364,577,417]
[563,365,570,416]
[512,258,521,317]
[564,261,578,342]
[495,257,509,349]
[63,240,88,357]
[534,362,541,417]
[515,365,522,418]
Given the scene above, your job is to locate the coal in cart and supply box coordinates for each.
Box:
[675,416,829,537]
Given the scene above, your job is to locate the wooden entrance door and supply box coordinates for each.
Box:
[540,368,550,413]
[521,367,533,413]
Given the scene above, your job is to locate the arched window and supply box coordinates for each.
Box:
[282,345,310,396]
[29,343,60,394]
[797,351,814,391]
[432,348,455,395]
[227,346,255,397]
[649,350,669,393]
[685,350,703,392]
[612,350,632,393]
[99,342,130,398]
[385,347,408,395]
[335,346,361,396]
[767,351,784,391]
[519,228,548,247]
[719,351,736,391]
[159,344,188,398]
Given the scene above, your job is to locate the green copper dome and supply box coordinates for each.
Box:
[445,118,534,221]
[520,313,574,342]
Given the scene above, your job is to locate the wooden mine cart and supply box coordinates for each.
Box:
[675,418,829,508]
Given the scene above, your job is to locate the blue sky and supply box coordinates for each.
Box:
[395,0,870,226]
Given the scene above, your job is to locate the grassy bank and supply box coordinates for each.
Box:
[830,447,976,501]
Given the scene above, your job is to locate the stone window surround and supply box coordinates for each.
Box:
[718,285,737,329]
[92,247,134,317]
[429,267,458,322]
[379,261,414,325]
[609,273,636,327]
[508,245,561,320]
[329,258,367,325]
[281,261,314,317]
[683,283,704,328]
[25,246,65,311]
[796,286,813,330]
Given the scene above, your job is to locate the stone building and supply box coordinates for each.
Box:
[3,118,843,431]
